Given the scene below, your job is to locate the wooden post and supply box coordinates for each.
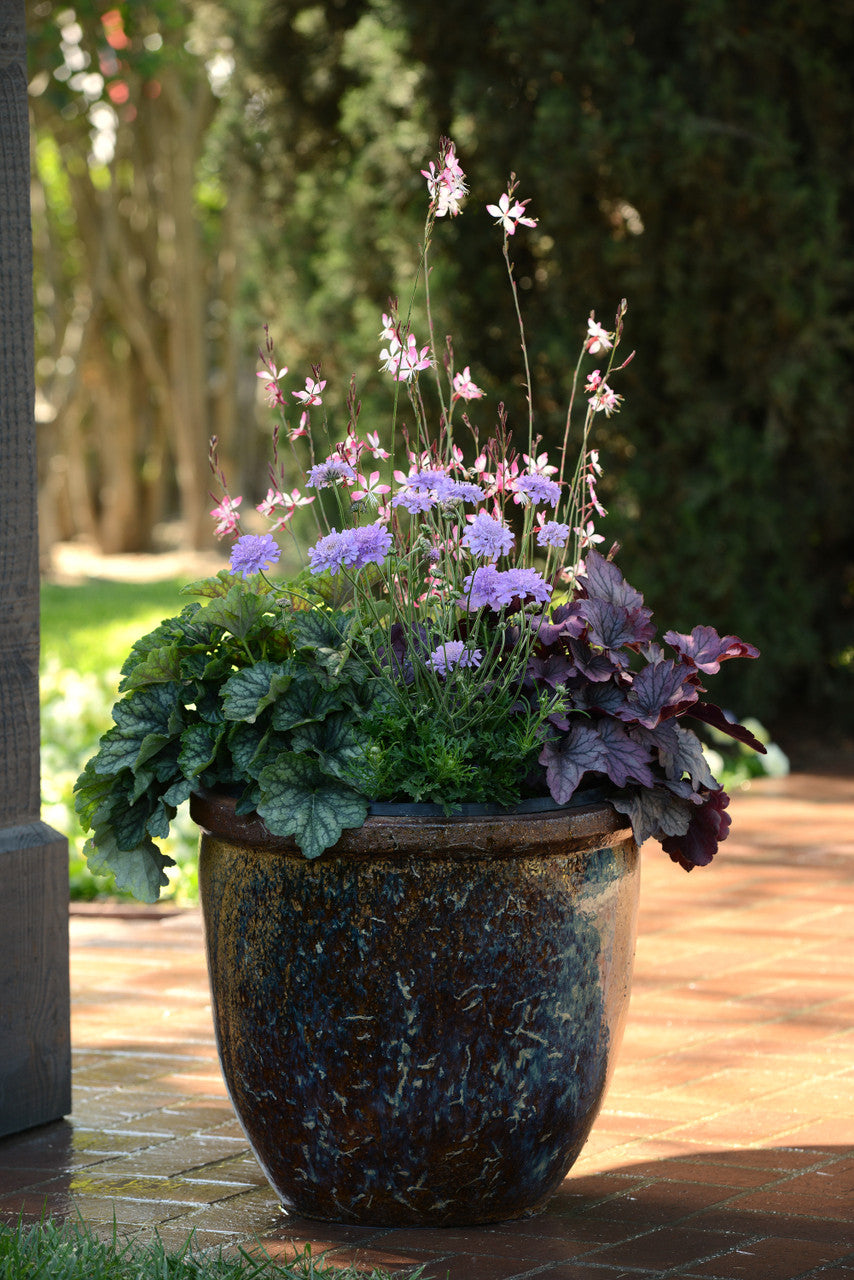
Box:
[0,1,71,1137]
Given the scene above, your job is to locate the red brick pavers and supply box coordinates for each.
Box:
[1,773,852,1278]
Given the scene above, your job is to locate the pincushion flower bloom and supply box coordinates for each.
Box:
[307,458,357,488]
[452,367,484,401]
[512,473,562,507]
[585,320,613,355]
[462,511,515,560]
[486,191,538,235]
[427,640,483,676]
[460,565,552,611]
[536,519,571,549]
[308,523,392,575]
[229,533,281,578]
[293,377,326,406]
[210,495,242,538]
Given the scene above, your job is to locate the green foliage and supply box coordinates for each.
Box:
[73,582,373,901]
[353,701,546,809]
[40,579,200,902]
[0,1215,407,1279]
[255,0,854,731]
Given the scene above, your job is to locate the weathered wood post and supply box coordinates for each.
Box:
[0,0,72,1136]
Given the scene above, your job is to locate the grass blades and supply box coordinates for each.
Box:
[0,1215,417,1280]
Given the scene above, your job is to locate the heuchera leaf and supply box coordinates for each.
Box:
[527,652,576,688]
[631,720,718,790]
[539,723,607,804]
[288,609,350,652]
[661,788,731,870]
[610,785,694,846]
[569,639,617,682]
[582,550,645,610]
[178,723,221,778]
[664,625,760,673]
[181,569,271,599]
[202,586,271,639]
[120,643,184,691]
[256,756,368,859]
[84,832,173,905]
[271,673,346,733]
[578,597,655,653]
[221,662,292,723]
[595,720,656,789]
[624,660,696,728]
[685,702,768,753]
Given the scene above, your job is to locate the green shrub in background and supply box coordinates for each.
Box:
[254,0,854,734]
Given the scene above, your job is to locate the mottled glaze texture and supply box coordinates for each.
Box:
[192,793,640,1227]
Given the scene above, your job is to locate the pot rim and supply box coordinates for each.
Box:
[190,787,635,860]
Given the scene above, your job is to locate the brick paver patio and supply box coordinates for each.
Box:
[1,772,852,1278]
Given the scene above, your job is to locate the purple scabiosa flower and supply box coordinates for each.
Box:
[306,458,357,489]
[392,488,438,514]
[426,640,483,676]
[462,511,514,560]
[350,521,393,570]
[229,533,281,578]
[307,528,359,576]
[536,520,571,549]
[407,469,451,492]
[460,565,552,612]
[443,480,485,504]
[512,473,562,507]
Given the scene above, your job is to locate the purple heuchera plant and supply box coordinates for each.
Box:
[529,550,760,870]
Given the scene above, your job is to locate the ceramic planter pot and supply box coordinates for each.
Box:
[190,790,640,1227]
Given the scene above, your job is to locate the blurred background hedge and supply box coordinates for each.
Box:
[30,0,853,747]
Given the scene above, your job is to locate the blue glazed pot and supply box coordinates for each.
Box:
[191,791,640,1227]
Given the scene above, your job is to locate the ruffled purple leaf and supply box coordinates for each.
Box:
[581,549,646,610]
[661,788,731,870]
[570,638,621,682]
[685,702,768,754]
[631,720,718,790]
[595,720,657,789]
[570,679,630,718]
[664,625,760,674]
[577,597,656,654]
[532,603,587,647]
[610,785,694,846]
[527,652,576,689]
[539,723,606,805]
[624,659,697,728]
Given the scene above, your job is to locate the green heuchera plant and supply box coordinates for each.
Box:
[74,574,375,901]
[75,139,764,902]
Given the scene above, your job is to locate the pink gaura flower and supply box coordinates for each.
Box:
[575,520,605,549]
[422,140,468,217]
[585,319,613,355]
[210,495,242,539]
[486,190,538,235]
[352,470,391,503]
[588,383,623,417]
[256,364,288,407]
[386,333,432,382]
[288,412,310,441]
[522,450,558,477]
[365,431,391,460]
[293,377,326,407]
[585,369,604,393]
[452,366,484,401]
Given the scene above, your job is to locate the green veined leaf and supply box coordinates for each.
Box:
[257,755,368,859]
[221,661,293,723]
